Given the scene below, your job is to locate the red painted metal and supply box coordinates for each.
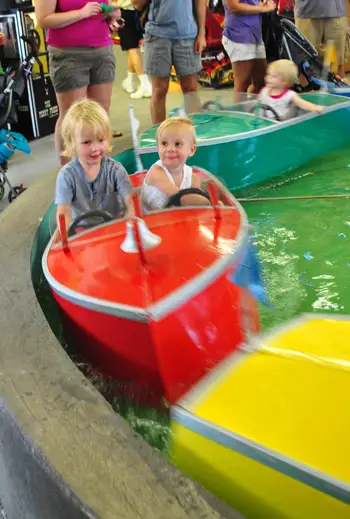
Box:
[58,213,69,253]
[131,190,142,218]
[207,179,222,221]
[132,218,148,268]
[45,169,260,405]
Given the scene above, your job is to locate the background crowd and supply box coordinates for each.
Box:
[35,0,349,163]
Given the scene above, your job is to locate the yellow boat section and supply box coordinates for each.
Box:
[171,314,350,519]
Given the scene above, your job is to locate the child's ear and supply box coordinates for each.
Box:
[189,143,197,157]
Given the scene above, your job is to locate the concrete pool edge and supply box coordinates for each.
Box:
[0,173,242,519]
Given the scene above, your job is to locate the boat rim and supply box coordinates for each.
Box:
[171,402,350,505]
[42,173,250,323]
[138,94,350,153]
[177,312,350,409]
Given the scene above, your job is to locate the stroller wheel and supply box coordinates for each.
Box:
[8,185,26,203]
[0,182,4,201]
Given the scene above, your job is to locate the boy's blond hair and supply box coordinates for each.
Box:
[156,117,197,144]
[268,59,298,87]
[61,98,112,158]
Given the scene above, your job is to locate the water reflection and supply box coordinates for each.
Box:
[244,147,350,331]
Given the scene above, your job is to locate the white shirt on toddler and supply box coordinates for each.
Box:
[259,87,297,121]
[141,159,193,212]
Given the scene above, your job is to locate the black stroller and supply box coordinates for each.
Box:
[262,11,347,92]
[0,29,43,203]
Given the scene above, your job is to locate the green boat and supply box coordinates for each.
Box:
[135,93,350,191]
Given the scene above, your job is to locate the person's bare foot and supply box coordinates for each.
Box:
[112,130,123,138]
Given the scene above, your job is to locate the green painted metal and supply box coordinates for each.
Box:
[140,112,275,148]
[134,93,350,191]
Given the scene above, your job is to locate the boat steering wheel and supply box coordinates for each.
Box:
[202,100,225,112]
[166,188,211,207]
[68,209,115,237]
[250,103,281,122]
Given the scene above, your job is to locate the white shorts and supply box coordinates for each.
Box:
[222,36,266,63]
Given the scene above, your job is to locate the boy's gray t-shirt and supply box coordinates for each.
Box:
[55,156,132,220]
[295,0,346,19]
[146,0,198,39]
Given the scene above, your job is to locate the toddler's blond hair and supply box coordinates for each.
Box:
[61,98,112,158]
[156,117,197,145]
[268,59,298,87]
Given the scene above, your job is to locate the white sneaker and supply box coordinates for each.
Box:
[130,84,152,99]
[122,77,135,94]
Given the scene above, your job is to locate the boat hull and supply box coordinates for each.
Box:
[44,170,260,405]
[171,420,350,519]
[137,95,350,191]
[170,314,350,517]
[51,265,259,406]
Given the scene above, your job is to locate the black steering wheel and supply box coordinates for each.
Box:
[67,209,115,237]
[250,103,281,122]
[166,188,211,208]
[202,100,225,112]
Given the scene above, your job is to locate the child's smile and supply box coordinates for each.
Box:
[75,127,108,168]
[157,127,196,171]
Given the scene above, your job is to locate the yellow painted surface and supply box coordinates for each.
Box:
[190,317,350,483]
[171,422,350,519]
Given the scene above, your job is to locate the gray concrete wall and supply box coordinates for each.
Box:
[0,173,242,519]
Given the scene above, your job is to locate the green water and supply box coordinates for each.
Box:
[237,148,350,330]
[33,147,350,454]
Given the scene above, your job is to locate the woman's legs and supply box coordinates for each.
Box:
[87,82,114,112]
[123,51,137,93]
[251,58,267,93]
[232,60,254,101]
[87,82,122,138]
[128,48,143,76]
[127,51,135,73]
[55,86,87,165]
[128,47,152,99]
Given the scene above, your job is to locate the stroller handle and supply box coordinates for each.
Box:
[0,90,13,129]
[0,29,42,128]
[20,30,41,59]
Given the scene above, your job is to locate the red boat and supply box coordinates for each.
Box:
[42,168,259,405]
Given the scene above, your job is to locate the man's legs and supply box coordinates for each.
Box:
[295,18,323,52]
[143,35,172,124]
[173,38,202,115]
[324,17,348,77]
[150,77,170,124]
[179,74,201,114]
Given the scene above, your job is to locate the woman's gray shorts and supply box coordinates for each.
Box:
[48,45,116,93]
[143,34,202,77]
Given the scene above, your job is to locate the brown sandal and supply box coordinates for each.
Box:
[113,130,123,138]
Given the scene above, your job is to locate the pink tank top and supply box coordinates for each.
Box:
[47,0,111,48]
